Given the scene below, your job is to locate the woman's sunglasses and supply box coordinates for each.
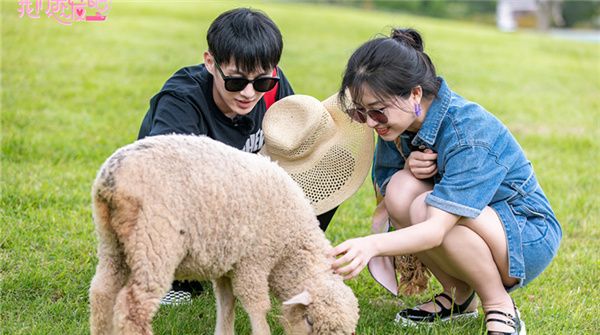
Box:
[347,107,388,124]
[215,62,280,93]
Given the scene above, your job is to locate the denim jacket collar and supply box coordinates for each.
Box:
[412,77,451,147]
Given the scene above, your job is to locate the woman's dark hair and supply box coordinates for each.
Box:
[207,8,283,73]
[339,28,440,111]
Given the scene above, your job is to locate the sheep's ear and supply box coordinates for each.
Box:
[282,290,312,306]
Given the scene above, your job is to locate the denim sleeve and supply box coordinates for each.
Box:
[372,138,405,196]
[426,145,508,218]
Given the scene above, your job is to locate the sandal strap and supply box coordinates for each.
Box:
[433,293,452,314]
[410,291,476,316]
[486,318,516,328]
[434,291,476,314]
[485,302,522,335]
[433,291,476,315]
[455,290,476,312]
[485,310,515,318]
[436,292,453,302]
[485,309,518,333]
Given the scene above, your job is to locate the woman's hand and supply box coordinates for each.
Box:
[406,149,438,179]
[328,236,378,280]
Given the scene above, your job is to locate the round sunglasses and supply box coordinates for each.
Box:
[215,62,280,93]
[347,107,388,124]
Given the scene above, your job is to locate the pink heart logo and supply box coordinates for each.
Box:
[76,8,84,17]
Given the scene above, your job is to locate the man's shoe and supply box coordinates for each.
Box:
[159,280,204,306]
[160,289,192,306]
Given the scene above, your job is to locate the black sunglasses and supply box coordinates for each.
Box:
[214,62,280,92]
[347,107,388,124]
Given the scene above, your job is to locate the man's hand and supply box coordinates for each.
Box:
[406,149,438,179]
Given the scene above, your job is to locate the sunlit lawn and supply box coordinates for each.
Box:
[2,1,599,334]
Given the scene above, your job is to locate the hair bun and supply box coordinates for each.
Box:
[391,28,424,52]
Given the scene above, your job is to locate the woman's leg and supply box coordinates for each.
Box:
[384,170,432,228]
[385,170,477,312]
[409,192,519,332]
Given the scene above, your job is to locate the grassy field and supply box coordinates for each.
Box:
[2,1,599,334]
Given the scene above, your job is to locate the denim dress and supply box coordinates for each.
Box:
[373,77,562,287]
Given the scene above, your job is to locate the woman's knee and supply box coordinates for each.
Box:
[408,191,431,225]
[384,170,431,224]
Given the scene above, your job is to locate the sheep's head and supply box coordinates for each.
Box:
[280,277,359,335]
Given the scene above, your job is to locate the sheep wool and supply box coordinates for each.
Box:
[89,134,359,335]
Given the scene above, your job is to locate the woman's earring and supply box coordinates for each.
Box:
[414,103,422,117]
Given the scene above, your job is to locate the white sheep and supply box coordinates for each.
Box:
[89,134,359,335]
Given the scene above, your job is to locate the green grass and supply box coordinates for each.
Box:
[2,1,599,334]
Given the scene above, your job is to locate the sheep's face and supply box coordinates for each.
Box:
[281,280,359,335]
[281,290,314,335]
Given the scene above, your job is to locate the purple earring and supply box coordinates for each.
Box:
[414,103,422,117]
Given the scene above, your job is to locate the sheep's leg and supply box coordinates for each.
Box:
[89,231,128,335]
[231,269,271,335]
[112,247,177,335]
[112,223,182,335]
[213,276,235,335]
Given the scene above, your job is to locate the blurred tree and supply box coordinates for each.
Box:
[562,1,600,28]
[536,0,565,30]
[300,0,599,28]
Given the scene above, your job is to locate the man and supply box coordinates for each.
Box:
[139,6,354,306]
[138,8,293,152]
[138,8,295,305]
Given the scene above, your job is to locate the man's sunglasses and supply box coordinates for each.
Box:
[214,62,280,92]
[347,107,388,124]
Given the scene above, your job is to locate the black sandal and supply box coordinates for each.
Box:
[395,291,478,326]
[485,302,526,335]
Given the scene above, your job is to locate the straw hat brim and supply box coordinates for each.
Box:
[260,94,374,215]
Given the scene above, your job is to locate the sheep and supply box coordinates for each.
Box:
[89,134,359,335]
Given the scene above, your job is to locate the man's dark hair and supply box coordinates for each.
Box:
[207,8,283,73]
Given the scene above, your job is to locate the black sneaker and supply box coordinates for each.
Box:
[395,291,479,326]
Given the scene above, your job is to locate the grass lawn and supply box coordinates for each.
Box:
[2,1,599,334]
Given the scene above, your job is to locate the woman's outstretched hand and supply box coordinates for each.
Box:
[406,149,438,179]
[328,236,378,280]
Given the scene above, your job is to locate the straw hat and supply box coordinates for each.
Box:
[260,94,374,215]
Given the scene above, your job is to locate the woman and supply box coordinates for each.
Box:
[329,28,561,335]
